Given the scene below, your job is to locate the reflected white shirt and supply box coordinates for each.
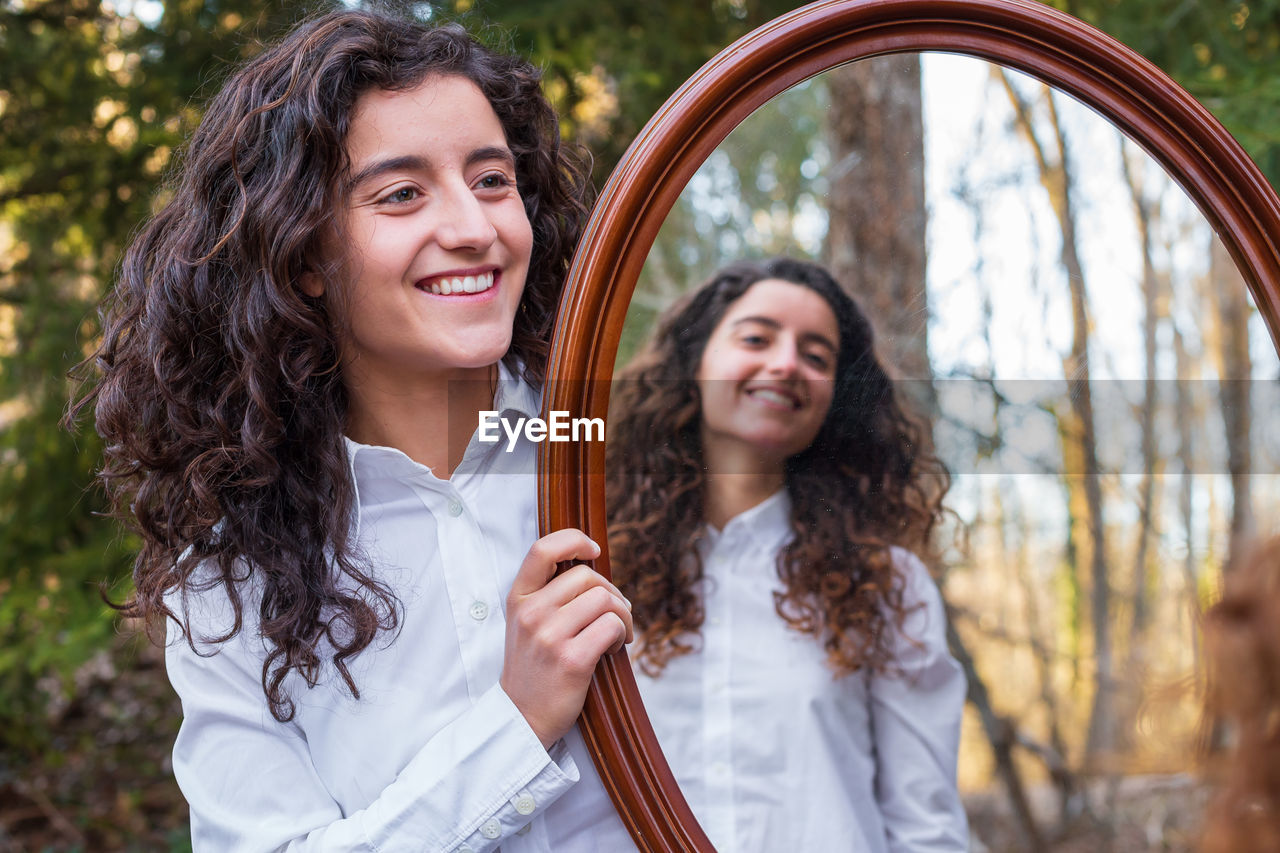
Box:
[632,491,968,852]
[165,369,635,853]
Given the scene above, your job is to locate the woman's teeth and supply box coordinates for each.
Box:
[423,271,495,295]
[750,388,799,408]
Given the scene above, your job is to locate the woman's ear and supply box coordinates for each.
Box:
[300,272,324,298]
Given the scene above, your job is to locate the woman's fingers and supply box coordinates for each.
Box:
[539,562,631,612]
[584,611,630,657]
[501,529,632,749]
[507,528,600,600]
[543,579,634,648]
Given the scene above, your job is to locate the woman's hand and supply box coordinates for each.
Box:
[500,529,634,750]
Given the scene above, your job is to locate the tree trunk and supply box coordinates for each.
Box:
[1210,235,1254,575]
[1115,143,1166,755]
[823,55,931,416]
[1005,484,1079,828]
[999,75,1116,769]
[948,619,1046,850]
[1173,326,1201,680]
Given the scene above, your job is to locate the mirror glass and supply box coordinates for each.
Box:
[603,52,1280,850]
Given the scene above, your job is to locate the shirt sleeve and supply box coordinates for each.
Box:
[165,590,581,853]
[868,549,970,852]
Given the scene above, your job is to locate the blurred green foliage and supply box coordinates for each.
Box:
[1051,0,1280,187]
[0,6,346,846]
[0,0,325,757]
[0,0,1277,845]
[464,0,803,183]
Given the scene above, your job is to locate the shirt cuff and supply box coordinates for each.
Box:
[362,683,580,852]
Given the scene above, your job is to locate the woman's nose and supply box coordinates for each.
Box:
[436,186,498,252]
[764,340,799,375]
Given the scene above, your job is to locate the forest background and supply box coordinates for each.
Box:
[2,0,1279,850]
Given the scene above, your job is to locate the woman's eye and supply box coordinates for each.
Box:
[804,352,831,369]
[380,186,419,204]
[739,334,768,346]
[475,172,513,191]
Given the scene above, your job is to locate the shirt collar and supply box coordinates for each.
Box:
[492,359,542,420]
[706,488,793,552]
[341,360,542,529]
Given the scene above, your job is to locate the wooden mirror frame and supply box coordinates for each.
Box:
[538,0,1280,849]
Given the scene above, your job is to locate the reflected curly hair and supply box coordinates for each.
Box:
[68,10,589,722]
[1201,537,1280,852]
[606,258,949,677]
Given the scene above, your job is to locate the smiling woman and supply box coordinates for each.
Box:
[331,74,534,469]
[68,9,638,852]
[605,257,964,851]
[693,278,839,477]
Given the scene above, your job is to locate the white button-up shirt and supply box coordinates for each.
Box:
[165,369,635,852]
[633,491,968,851]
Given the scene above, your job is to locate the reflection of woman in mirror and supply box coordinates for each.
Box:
[1201,537,1280,853]
[607,258,968,851]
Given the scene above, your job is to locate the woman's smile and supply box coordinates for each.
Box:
[742,382,804,411]
[415,267,500,297]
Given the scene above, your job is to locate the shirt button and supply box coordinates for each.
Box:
[479,818,502,839]
[459,846,474,853]
[514,791,536,815]
[469,600,489,621]
[516,823,532,836]
[709,617,722,627]
[448,498,464,517]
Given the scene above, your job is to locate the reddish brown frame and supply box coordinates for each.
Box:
[538,0,1280,850]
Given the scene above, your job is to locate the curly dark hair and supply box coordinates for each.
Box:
[606,258,950,678]
[67,10,590,722]
[1201,536,1280,852]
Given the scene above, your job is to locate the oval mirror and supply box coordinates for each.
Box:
[539,1,1280,850]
